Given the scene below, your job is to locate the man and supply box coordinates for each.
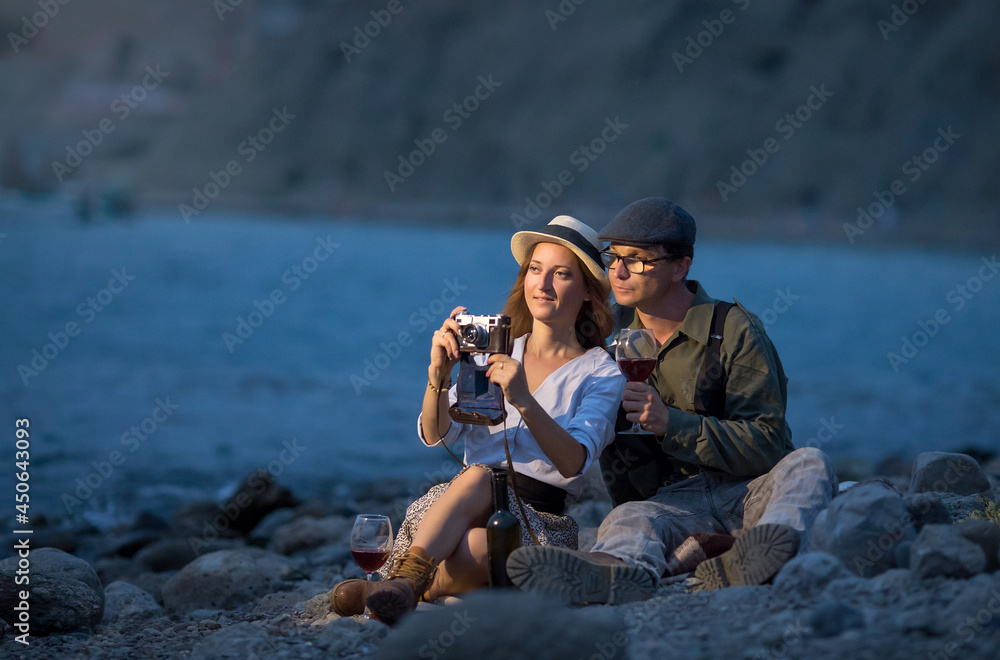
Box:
[506,197,837,603]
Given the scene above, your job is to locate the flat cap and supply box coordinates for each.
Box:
[598,197,696,247]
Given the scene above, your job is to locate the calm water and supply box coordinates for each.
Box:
[1,210,998,525]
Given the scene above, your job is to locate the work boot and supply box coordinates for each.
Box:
[691,523,800,591]
[505,546,655,605]
[365,547,439,625]
[664,532,736,576]
[329,579,368,617]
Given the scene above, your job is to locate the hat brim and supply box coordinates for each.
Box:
[510,232,609,286]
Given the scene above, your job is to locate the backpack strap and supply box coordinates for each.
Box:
[693,301,733,419]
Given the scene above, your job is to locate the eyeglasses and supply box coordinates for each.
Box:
[600,251,673,274]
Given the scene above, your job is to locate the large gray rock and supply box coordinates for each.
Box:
[161,549,300,613]
[818,481,916,578]
[373,591,625,660]
[268,515,352,555]
[1,572,104,635]
[0,547,105,634]
[910,523,987,580]
[907,452,992,496]
[772,552,853,604]
[0,547,104,598]
[102,581,164,623]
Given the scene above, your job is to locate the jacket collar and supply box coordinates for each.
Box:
[626,280,716,346]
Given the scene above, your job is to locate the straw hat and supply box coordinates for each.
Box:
[510,215,607,284]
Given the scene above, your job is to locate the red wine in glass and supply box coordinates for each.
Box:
[351,549,391,574]
[615,329,659,434]
[350,514,393,619]
[617,357,656,382]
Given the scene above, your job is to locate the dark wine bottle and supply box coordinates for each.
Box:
[486,470,521,588]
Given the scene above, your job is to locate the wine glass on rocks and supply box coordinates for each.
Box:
[350,514,393,620]
[615,328,659,434]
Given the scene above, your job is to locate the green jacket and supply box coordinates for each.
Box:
[615,280,793,481]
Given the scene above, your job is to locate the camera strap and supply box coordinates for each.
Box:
[441,440,466,471]
[501,421,542,546]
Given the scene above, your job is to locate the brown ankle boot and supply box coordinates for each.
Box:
[329,579,368,617]
[365,546,439,625]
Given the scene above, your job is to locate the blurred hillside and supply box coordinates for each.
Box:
[1,0,997,244]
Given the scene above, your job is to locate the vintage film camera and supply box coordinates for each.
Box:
[449,313,512,426]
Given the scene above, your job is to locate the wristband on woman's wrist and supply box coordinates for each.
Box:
[427,378,452,394]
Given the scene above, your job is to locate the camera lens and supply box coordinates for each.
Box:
[460,324,487,347]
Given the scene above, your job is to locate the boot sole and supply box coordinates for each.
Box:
[366,587,413,625]
[506,546,655,605]
[692,523,799,592]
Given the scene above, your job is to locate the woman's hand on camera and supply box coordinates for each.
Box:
[429,306,465,376]
[486,354,530,408]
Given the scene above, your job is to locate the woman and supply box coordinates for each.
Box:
[332,215,624,624]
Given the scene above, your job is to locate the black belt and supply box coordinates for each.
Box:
[495,469,568,515]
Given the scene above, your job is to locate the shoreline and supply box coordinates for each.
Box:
[4,187,998,255]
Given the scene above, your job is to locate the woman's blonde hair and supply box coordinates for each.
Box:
[501,244,613,349]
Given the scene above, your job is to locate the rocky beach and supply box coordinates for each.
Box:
[2,450,999,659]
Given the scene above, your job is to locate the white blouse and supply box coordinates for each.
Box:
[418,335,625,499]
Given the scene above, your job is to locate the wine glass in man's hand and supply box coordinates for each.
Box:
[615,328,659,434]
[350,514,393,619]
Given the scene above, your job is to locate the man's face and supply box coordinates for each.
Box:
[605,243,689,309]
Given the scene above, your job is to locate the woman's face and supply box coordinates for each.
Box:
[523,242,591,327]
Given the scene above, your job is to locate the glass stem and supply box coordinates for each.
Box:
[363,572,373,618]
